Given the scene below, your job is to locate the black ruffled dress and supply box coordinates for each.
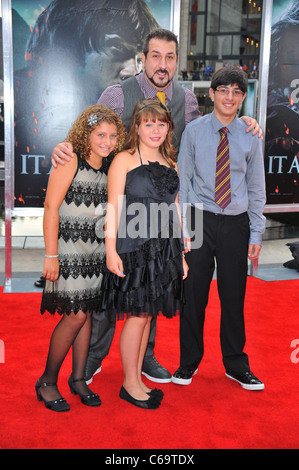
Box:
[100,157,184,320]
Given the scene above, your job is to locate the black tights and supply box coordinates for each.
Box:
[39,311,94,401]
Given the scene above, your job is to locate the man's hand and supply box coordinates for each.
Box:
[241,116,263,139]
[248,244,261,260]
[51,142,74,168]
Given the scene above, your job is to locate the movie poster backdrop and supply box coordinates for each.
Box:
[265,0,299,206]
[12,0,172,209]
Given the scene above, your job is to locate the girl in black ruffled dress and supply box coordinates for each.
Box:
[101,99,189,409]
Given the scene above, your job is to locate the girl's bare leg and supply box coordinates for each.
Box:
[119,315,150,401]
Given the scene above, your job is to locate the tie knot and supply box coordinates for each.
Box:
[156,92,166,105]
[220,127,228,137]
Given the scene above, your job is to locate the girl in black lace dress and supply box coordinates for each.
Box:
[101,100,189,409]
[36,105,125,412]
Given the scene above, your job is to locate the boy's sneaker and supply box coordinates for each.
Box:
[225,371,264,390]
[171,367,198,385]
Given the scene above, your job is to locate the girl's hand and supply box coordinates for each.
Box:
[182,256,189,280]
[183,237,191,253]
[106,251,125,278]
[43,258,59,282]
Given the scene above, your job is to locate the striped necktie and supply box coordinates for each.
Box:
[215,127,231,209]
[156,92,166,105]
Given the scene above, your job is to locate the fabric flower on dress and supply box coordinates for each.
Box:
[146,161,179,197]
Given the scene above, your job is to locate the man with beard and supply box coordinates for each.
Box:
[51,29,261,386]
[97,29,201,147]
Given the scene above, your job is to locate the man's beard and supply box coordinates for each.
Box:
[145,69,171,88]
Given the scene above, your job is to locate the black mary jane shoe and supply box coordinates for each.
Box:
[35,380,70,412]
[68,376,101,407]
[147,388,164,400]
[119,385,160,409]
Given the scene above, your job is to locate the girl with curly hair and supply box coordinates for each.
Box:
[36,104,125,412]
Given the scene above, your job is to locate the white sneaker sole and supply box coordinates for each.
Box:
[141,371,172,383]
[86,366,102,385]
[171,368,198,385]
[225,373,265,391]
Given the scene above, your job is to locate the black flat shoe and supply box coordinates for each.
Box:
[68,376,101,407]
[35,379,70,412]
[147,388,164,400]
[34,276,46,288]
[119,385,160,409]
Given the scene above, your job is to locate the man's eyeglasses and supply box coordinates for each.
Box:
[215,87,244,97]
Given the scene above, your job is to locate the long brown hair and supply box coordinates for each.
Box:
[125,99,177,168]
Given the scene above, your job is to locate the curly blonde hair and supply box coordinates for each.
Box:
[125,99,177,167]
[65,104,126,160]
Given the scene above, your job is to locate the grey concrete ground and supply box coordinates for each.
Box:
[1,228,298,292]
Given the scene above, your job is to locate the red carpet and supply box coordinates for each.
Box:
[0,277,299,450]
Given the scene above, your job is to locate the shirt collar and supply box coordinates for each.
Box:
[211,111,238,135]
[137,72,173,102]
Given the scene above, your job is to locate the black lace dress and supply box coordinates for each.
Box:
[41,155,110,316]
[100,157,184,320]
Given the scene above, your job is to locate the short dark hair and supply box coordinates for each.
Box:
[211,66,248,94]
[143,28,179,57]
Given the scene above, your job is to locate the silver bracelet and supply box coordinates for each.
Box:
[44,254,59,258]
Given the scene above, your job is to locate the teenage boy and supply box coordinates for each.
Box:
[172,66,266,390]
